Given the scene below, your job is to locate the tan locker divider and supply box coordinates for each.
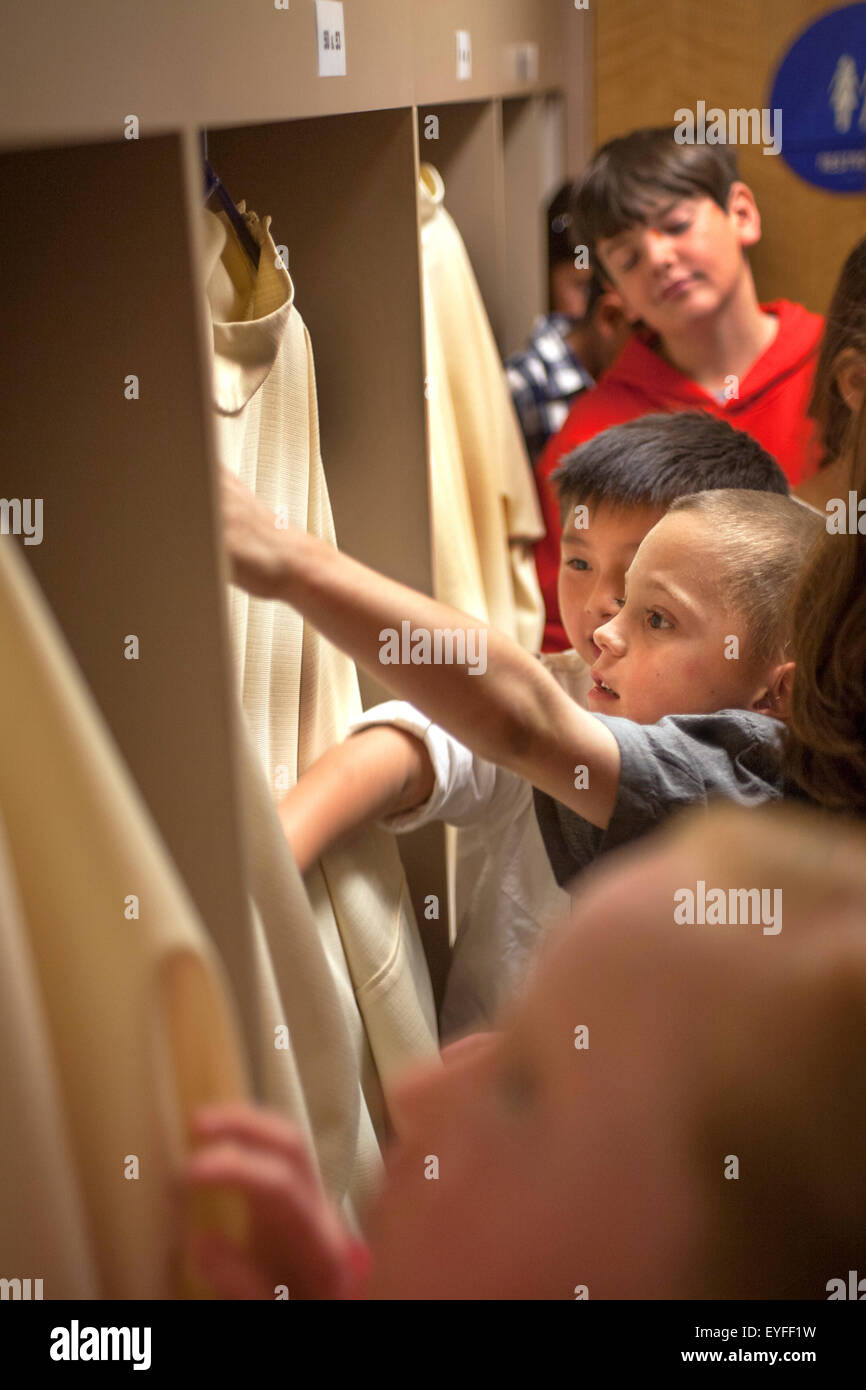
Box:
[539,92,568,207]
[561,0,594,174]
[0,134,263,1087]
[418,101,507,349]
[502,96,548,357]
[204,108,452,1008]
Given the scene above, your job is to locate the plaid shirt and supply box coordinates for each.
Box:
[505,314,594,466]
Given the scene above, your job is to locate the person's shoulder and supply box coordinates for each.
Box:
[535,368,645,475]
[504,346,538,391]
[762,298,825,351]
[506,315,563,368]
[655,708,785,745]
[568,333,672,416]
[595,708,787,773]
[650,711,788,790]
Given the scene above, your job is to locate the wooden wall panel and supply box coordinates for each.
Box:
[594,0,866,314]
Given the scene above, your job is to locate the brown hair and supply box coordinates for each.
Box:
[553,411,788,522]
[572,127,740,266]
[666,489,823,666]
[784,402,866,812]
[808,236,866,465]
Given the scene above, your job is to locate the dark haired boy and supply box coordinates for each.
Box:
[535,127,824,650]
[505,181,629,464]
[266,412,791,1038]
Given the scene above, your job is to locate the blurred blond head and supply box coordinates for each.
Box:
[370,802,866,1299]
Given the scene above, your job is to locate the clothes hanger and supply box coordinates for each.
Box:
[201,130,260,270]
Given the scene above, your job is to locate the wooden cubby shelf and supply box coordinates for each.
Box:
[0,1,590,1001]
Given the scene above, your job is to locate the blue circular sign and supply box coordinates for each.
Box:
[768,1,866,192]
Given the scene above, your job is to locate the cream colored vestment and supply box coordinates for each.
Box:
[0,536,249,1298]
[202,208,439,1218]
[418,163,545,653]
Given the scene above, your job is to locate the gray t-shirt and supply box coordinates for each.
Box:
[533,708,803,889]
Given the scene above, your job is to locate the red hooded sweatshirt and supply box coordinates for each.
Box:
[534,299,824,650]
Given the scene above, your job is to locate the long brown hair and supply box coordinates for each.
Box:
[785,401,866,811]
[808,236,866,465]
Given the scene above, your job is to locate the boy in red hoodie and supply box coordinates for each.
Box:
[535,127,824,650]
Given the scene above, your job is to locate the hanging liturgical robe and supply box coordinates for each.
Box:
[418,163,545,653]
[0,803,99,1299]
[0,536,250,1298]
[201,206,439,1217]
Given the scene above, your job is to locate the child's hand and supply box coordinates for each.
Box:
[220,467,295,600]
[183,1103,370,1300]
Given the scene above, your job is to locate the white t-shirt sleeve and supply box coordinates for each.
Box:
[345,700,530,832]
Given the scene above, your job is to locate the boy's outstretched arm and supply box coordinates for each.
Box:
[221,469,620,828]
[280,725,435,873]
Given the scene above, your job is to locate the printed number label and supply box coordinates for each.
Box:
[456,30,472,81]
[316,0,346,77]
[514,43,538,82]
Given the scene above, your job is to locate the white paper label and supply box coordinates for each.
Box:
[316,0,346,77]
[456,30,472,81]
[514,42,538,83]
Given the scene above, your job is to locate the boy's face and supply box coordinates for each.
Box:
[587,510,763,723]
[558,501,666,667]
[550,260,592,322]
[364,840,704,1300]
[597,188,760,338]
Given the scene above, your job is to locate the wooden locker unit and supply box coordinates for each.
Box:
[204,107,454,1003]
[0,0,582,1016]
[205,110,432,618]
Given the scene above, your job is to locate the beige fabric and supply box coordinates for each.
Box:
[419,163,545,652]
[236,727,377,1216]
[0,806,99,1299]
[0,537,249,1298]
[202,208,439,1215]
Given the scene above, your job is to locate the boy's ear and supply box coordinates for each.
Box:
[616,291,644,326]
[752,660,795,721]
[599,275,641,325]
[595,290,631,339]
[726,181,762,249]
[833,347,866,415]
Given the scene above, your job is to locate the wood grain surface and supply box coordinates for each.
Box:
[594,0,866,313]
